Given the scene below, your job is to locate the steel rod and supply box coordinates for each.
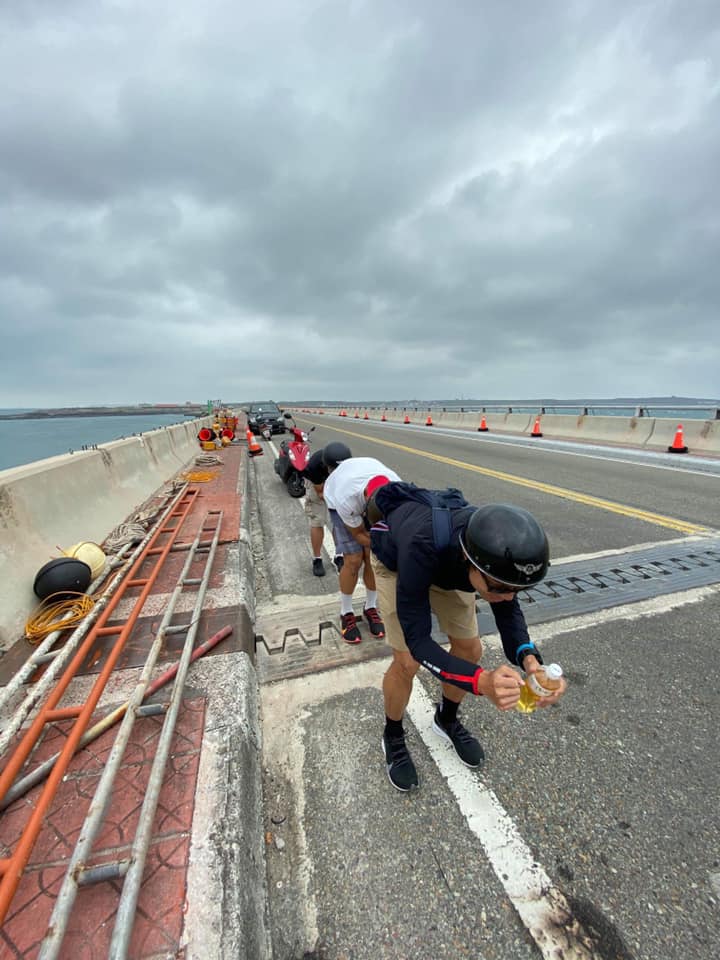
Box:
[1,625,231,810]
[0,487,199,926]
[109,511,223,959]
[38,509,219,959]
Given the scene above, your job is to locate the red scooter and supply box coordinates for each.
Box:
[273,416,315,497]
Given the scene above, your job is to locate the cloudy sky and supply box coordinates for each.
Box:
[1,0,718,406]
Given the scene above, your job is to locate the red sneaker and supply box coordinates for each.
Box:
[341,612,362,644]
[363,607,385,638]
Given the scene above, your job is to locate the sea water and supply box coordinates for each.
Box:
[0,413,192,472]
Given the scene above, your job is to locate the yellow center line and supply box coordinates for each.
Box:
[322,423,709,536]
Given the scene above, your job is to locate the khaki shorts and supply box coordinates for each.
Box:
[370,554,480,653]
[303,482,327,528]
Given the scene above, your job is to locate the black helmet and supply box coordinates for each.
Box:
[33,557,93,601]
[322,441,352,471]
[459,504,549,588]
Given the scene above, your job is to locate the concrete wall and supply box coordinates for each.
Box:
[0,419,210,651]
[313,408,720,456]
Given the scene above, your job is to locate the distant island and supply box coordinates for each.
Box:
[0,404,208,421]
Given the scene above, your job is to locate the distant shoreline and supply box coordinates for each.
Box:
[0,407,206,421]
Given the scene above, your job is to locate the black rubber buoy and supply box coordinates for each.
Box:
[33,557,92,601]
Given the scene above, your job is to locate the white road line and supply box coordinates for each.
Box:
[553,532,714,565]
[260,583,720,956]
[406,683,599,959]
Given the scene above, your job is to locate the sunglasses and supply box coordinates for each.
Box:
[482,574,525,594]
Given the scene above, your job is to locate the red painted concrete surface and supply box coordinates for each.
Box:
[0,439,249,957]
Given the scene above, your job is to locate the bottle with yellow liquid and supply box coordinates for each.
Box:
[516,663,563,713]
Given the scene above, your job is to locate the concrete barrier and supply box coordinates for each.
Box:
[292,408,720,456]
[651,418,720,454]
[0,419,211,651]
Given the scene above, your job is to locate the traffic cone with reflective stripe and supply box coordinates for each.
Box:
[354,410,360,418]
[667,424,688,454]
[477,416,488,432]
[246,427,263,457]
[381,412,387,422]
[364,411,369,420]
[403,413,410,424]
[340,409,347,417]
[425,414,433,426]
[531,417,543,438]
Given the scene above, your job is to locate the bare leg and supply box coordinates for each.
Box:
[310,526,324,556]
[361,546,376,590]
[383,649,420,721]
[338,551,362,595]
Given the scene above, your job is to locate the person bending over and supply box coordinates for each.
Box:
[301,444,351,577]
[369,484,566,791]
[322,451,401,643]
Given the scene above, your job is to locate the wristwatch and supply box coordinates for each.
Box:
[516,644,543,669]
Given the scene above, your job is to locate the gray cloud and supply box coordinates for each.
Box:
[1,0,718,405]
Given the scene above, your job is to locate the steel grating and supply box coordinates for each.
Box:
[255,536,720,682]
[485,534,720,633]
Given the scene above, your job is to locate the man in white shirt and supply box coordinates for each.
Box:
[322,453,401,644]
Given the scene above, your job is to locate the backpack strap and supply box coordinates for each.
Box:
[372,482,467,551]
[431,503,453,551]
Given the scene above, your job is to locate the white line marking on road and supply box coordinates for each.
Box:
[553,532,713,565]
[476,585,720,657]
[406,683,600,959]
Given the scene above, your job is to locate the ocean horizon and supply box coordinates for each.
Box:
[0,401,717,473]
[0,413,197,472]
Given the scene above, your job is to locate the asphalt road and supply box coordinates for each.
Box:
[250,416,720,960]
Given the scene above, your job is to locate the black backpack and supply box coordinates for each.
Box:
[373,482,470,550]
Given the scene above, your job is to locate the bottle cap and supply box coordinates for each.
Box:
[545,663,563,680]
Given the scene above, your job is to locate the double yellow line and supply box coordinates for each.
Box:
[324,424,708,536]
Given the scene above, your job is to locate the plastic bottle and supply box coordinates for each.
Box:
[516,663,563,713]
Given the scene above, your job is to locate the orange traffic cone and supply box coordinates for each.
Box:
[364,411,369,420]
[531,417,543,438]
[354,410,360,419]
[477,416,488,432]
[246,427,263,457]
[667,424,688,454]
[340,409,347,417]
[425,414,433,426]
[403,414,410,424]
[381,412,387,422]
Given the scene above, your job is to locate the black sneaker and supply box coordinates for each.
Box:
[333,554,344,572]
[432,706,485,768]
[312,557,326,577]
[340,612,361,644]
[382,731,419,792]
[363,606,385,637]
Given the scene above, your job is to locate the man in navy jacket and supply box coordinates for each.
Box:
[369,484,565,791]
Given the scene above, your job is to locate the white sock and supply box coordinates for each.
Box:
[340,593,354,615]
[365,590,378,609]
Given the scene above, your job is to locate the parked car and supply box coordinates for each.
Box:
[246,401,287,435]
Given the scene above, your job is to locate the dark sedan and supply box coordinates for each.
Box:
[246,402,287,435]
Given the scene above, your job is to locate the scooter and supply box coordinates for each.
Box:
[274,415,315,497]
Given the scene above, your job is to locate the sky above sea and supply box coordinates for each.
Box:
[0,1,718,406]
